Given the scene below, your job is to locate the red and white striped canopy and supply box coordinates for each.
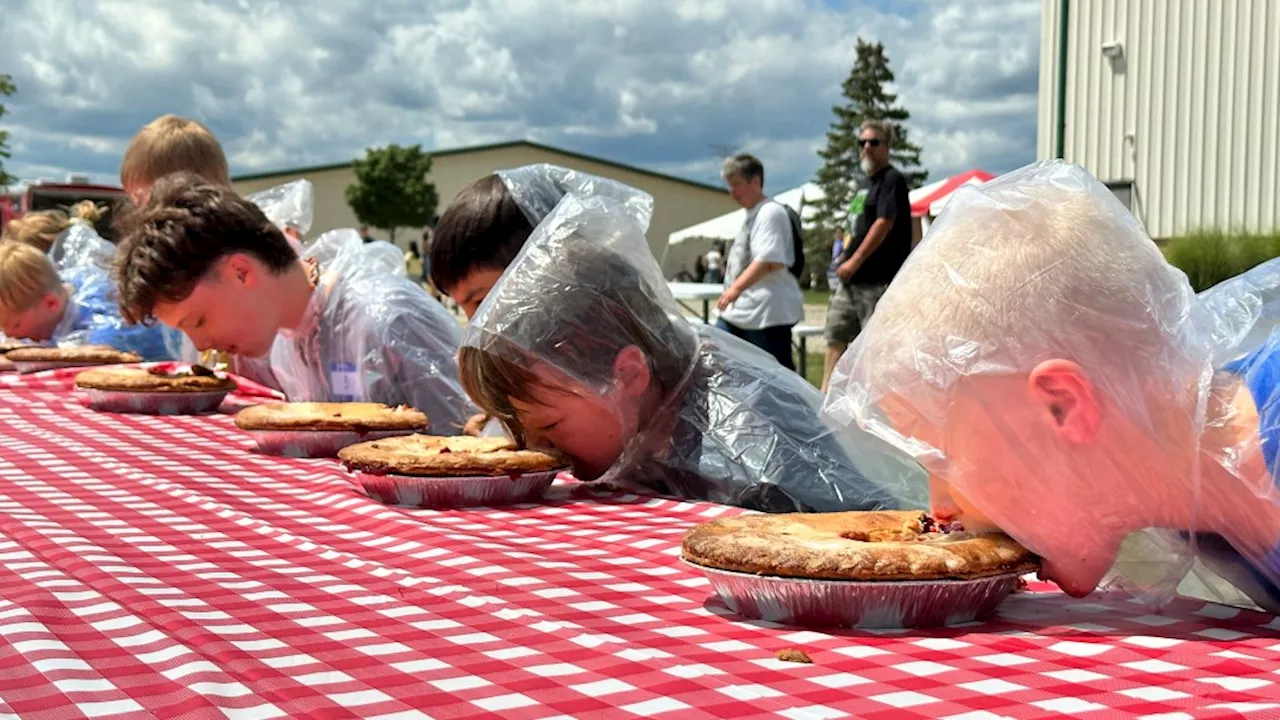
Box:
[909,169,995,217]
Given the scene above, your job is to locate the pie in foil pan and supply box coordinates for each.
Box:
[681,510,1038,629]
[339,435,566,509]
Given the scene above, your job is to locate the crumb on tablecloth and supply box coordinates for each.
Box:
[776,648,812,664]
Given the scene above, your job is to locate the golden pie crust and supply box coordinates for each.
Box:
[682,510,1039,581]
[235,402,428,432]
[75,367,237,393]
[7,345,142,364]
[0,342,33,354]
[339,434,566,477]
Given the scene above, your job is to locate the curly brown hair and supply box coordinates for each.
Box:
[113,171,297,325]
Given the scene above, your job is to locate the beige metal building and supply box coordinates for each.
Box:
[232,139,738,260]
[1038,0,1280,239]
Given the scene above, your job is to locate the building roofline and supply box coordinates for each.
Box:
[231,139,729,194]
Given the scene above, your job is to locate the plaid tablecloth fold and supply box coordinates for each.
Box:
[0,384,1277,719]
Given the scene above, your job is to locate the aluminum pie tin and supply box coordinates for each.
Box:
[13,360,120,374]
[82,389,231,415]
[684,559,1021,629]
[245,428,418,458]
[352,469,559,509]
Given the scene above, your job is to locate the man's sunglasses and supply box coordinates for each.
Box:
[858,138,883,148]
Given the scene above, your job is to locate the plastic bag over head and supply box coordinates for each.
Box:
[47,219,115,274]
[247,180,314,239]
[824,159,1280,612]
[497,163,654,230]
[268,228,474,434]
[461,166,926,512]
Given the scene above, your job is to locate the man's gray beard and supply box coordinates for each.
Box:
[860,157,876,174]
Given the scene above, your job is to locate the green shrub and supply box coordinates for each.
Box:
[1162,230,1280,293]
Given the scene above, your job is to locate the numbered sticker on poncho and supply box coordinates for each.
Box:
[329,361,360,401]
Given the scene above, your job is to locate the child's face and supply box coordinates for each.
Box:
[883,369,1190,598]
[511,380,627,481]
[449,267,506,319]
[507,353,654,481]
[151,255,284,358]
[1,294,64,341]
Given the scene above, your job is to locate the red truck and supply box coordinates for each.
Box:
[1,180,128,242]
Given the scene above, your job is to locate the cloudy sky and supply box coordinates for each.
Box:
[0,0,1043,193]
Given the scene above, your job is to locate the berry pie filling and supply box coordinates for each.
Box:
[147,364,217,378]
[921,515,965,535]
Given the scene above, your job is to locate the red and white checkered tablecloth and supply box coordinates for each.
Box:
[0,370,1279,719]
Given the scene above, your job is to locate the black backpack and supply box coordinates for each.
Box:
[780,202,806,279]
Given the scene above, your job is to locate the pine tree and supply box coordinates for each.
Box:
[813,38,927,236]
[0,74,17,188]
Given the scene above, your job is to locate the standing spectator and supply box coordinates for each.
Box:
[704,240,726,284]
[359,226,377,244]
[821,121,912,392]
[405,241,424,283]
[716,154,804,370]
[827,227,846,290]
[421,220,442,301]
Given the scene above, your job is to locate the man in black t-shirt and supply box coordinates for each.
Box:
[821,120,913,392]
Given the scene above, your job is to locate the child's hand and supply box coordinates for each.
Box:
[463,412,490,437]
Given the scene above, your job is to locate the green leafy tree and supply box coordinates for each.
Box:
[345,143,438,244]
[0,74,17,188]
[812,38,927,238]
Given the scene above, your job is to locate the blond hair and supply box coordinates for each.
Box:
[3,201,107,252]
[0,242,61,315]
[120,114,230,191]
[846,161,1202,419]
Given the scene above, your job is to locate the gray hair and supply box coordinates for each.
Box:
[721,153,765,185]
[860,121,896,146]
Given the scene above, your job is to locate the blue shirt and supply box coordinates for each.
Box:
[55,268,182,361]
[1200,333,1280,612]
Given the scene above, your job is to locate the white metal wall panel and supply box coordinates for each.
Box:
[1038,0,1280,239]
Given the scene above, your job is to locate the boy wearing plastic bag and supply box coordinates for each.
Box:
[452,166,925,512]
[0,241,180,359]
[430,164,653,319]
[114,172,474,435]
[117,113,393,385]
[824,159,1280,612]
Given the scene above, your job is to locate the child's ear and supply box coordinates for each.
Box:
[222,254,255,287]
[1028,359,1101,444]
[613,346,652,399]
[42,292,60,312]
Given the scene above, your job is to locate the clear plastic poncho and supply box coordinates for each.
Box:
[47,219,115,274]
[247,179,314,252]
[55,263,183,360]
[175,180,406,384]
[823,159,1280,612]
[42,218,183,360]
[461,166,926,513]
[268,228,475,435]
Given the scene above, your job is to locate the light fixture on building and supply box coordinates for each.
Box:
[1101,40,1126,72]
